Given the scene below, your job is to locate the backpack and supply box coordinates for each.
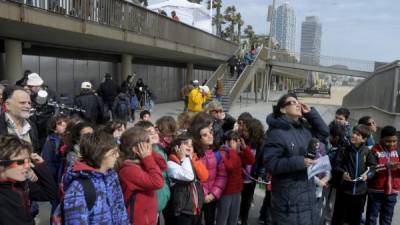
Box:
[115,97,129,117]
[214,150,222,165]
[51,177,96,225]
[125,192,137,224]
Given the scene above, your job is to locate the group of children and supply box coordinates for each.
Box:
[0,101,267,225]
[323,108,399,225]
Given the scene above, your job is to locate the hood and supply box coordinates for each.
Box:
[63,160,104,189]
[266,113,303,130]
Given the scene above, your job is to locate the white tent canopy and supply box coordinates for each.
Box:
[148,0,212,33]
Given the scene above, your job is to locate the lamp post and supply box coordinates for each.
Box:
[263,0,276,102]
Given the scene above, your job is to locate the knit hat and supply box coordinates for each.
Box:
[81,81,92,89]
[26,73,44,86]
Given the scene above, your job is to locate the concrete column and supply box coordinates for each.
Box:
[4,40,22,83]
[121,54,132,83]
[186,63,194,85]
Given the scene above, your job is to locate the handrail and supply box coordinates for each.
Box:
[4,0,238,55]
[228,47,267,109]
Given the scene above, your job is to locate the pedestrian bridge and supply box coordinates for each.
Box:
[0,0,237,66]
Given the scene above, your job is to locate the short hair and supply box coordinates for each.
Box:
[140,110,151,119]
[80,131,117,169]
[273,93,298,117]
[0,135,33,161]
[223,130,240,142]
[47,114,69,134]
[2,86,28,102]
[119,127,149,160]
[171,132,192,152]
[135,120,154,129]
[177,112,192,130]
[358,116,372,126]
[155,116,177,136]
[353,124,370,139]
[103,120,127,135]
[380,126,397,139]
[71,122,94,145]
[329,123,346,139]
[336,107,350,119]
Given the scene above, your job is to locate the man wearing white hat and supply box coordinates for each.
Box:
[74,81,104,124]
[188,80,211,112]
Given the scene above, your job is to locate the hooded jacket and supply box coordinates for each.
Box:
[74,92,104,124]
[0,163,58,225]
[63,161,129,225]
[262,107,329,225]
[118,153,165,225]
[368,142,400,194]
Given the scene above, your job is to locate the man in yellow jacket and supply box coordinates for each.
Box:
[188,80,211,112]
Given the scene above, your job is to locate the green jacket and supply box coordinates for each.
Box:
[154,145,171,212]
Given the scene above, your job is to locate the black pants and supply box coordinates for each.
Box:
[240,182,256,224]
[203,201,217,225]
[331,191,366,225]
[259,189,272,224]
[170,214,201,225]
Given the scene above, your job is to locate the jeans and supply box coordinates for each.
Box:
[365,193,397,225]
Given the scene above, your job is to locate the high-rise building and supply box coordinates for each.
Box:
[271,3,296,52]
[300,16,322,65]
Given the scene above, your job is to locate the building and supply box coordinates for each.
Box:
[271,3,296,52]
[300,16,322,65]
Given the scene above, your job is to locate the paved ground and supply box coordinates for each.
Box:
[38,96,400,225]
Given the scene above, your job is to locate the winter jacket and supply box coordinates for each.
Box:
[334,144,376,195]
[118,154,165,225]
[368,142,400,194]
[263,108,329,225]
[98,79,119,104]
[63,161,129,225]
[74,93,103,124]
[0,163,58,225]
[215,80,223,96]
[220,145,255,194]
[166,153,208,216]
[41,134,63,183]
[188,88,209,112]
[153,145,170,212]
[200,149,227,199]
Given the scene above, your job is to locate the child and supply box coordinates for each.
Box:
[41,114,69,183]
[358,116,377,149]
[139,110,151,122]
[216,131,255,225]
[366,126,400,225]
[63,131,129,224]
[0,135,58,224]
[65,122,94,167]
[191,119,227,225]
[331,125,377,225]
[165,133,209,225]
[329,107,352,139]
[103,120,127,143]
[118,127,165,225]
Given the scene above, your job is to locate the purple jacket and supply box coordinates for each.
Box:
[200,149,227,199]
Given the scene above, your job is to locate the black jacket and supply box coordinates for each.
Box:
[0,113,40,153]
[74,93,104,124]
[263,108,329,225]
[97,79,119,104]
[0,163,58,225]
[334,144,377,195]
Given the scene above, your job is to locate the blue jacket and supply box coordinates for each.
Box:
[42,134,63,183]
[263,108,329,225]
[63,161,129,225]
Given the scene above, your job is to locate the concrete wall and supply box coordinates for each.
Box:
[17,55,213,103]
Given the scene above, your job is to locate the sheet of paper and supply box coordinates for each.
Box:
[308,155,332,179]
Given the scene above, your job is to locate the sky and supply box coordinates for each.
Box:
[149,0,400,62]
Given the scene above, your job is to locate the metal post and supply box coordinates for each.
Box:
[392,67,399,112]
[265,65,272,103]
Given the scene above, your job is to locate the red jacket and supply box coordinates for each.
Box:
[368,142,400,194]
[118,153,165,225]
[221,145,255,195]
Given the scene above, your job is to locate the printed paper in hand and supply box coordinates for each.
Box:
[308,155,332,179]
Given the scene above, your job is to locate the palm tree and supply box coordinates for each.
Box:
[224,6,238,40]
[244,25,256,47]
[207,0,223,36]
[236,13,244,42]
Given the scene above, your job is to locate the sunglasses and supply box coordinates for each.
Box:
[283,100,299,107]
[0,158,31,168]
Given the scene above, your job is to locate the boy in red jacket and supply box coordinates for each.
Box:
[216,131,255,225]
[366,126,400,225]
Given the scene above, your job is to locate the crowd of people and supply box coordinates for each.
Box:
[0,70,399,225]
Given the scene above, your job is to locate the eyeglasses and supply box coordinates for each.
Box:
[283,100,299,107]
[0,158,31,168]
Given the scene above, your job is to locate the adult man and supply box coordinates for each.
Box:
[74,81,104,124]
[0,86,39,152]
[188,80,210,112]
[97,73,118,117]
[206,101,236,148]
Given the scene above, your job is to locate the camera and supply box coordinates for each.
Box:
[306,138,319,160]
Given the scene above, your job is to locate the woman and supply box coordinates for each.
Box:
[263,93,329,225]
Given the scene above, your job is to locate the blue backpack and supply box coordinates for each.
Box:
[115,98,129,117]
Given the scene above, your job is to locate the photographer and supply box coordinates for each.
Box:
[0,135,58,224]
[263,93,329,225]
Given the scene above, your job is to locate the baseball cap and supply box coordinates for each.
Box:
[26,73,44,86]
[81,81,92,89]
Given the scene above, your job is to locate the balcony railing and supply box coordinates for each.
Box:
[5,0,237,55]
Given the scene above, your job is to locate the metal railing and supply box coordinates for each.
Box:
[270,50,376,72]
[5,0,237,55]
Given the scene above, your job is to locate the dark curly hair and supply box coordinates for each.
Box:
[243,118,265,150]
